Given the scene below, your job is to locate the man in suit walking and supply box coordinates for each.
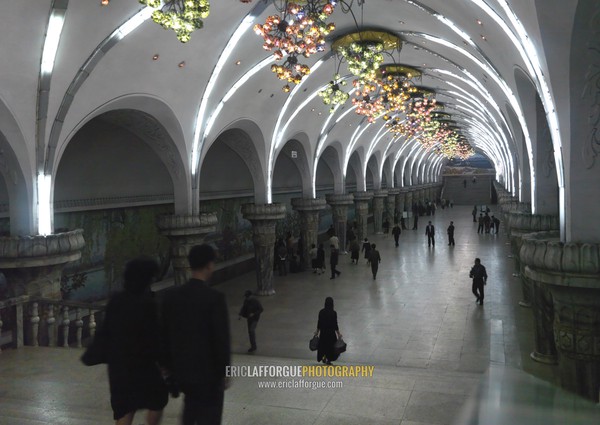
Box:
[469,258,488,305]
[392,223,402,247]
[425,221,435,247]
[238,290,263,353]
[162,244,231,425]
[447,221,455,246]
[329,245,341,279]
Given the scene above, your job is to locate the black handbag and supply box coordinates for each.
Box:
[309,335,319,351]
[81,330,108,366]
[334,338,347,354]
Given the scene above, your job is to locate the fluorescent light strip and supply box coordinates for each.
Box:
[41,11,67,75]
[192,13,258,176]
[37,174,52,235]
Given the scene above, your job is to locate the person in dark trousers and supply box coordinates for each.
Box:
[349,238,360,264]
[361,238,372,265]
[383,219,390,236]
[483,213,491,234]
[369,244,381,280]
[276,239,287,276]
[392,223,402,247]
[425,221,435,247]
[472,205,478,222]
[317,243,326,274]
[492,216,501,234]
[329,245,341,279]
[238,290,263,353]
[314,297,342,365]
[477,214,484,234]
[162,245,231,425]
[469,258,488,305]
[447,221,455,246]
[413,213,419,230]
[89,258,167,425]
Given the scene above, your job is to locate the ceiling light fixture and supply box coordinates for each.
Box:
[153,54,159,60]
[178,61,186,67]
[139,0,210,43]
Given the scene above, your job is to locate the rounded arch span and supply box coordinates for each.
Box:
[273,136,312,198]
[382,155,394,189]
[54,99,191,215]
[315,143,344,195]
[203,118,268,204]
[51,94,189,180]
[0,97,34,235]
[347,149,366,192]
[366,152,382,190]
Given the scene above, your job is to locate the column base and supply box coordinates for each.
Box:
[530,351,558,365]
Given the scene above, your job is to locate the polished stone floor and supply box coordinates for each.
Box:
[2,206,591,425]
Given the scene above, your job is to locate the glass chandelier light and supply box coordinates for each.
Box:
[319,75,350,112]
[254,1,337,91]
[140,0,210,43]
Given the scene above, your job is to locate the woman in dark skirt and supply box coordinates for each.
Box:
[315,297,342,364]
[97,258,168,425]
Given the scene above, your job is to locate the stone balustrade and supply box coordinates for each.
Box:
[520,231,600,402]
[0,295,103,352]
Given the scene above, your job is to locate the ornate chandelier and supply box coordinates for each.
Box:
[140,0,210,43]
[319,75,350,112]
[254,1,337,91]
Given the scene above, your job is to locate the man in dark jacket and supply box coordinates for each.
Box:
[238,290,263,353]
[162,244,231,425]
[392,223,402,247]
[447,221,455,246]
[369,244,381,280]
[329,245,341,280]
[469,258,488,305]
[492,215,501,234]
[425,221,435,247]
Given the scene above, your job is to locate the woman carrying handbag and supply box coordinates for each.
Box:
[314,297,343,364]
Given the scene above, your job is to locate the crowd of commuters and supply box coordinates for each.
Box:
[84,198,500,425]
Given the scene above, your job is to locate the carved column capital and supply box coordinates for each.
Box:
[353,191,374,203]
[373,189,388,199]
[521,231,600,401]
[291,197,327,212]
[0,230,86,299]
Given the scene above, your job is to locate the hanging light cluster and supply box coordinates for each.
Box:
[319,75,350,112]
[140,0,210,43]
[253,1,337,91]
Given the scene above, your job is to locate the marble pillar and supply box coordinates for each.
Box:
[396,190,407,215]
[157,213,218,287]
[353,191,373,241]
[521,232,600,402]
[387,188,399,223]
[404,190,413,212]
[509,211,560,307]
[291,198,326,270]
[372,190,388,234]
[0,230,85,300]
[241,203,286,296]
[325,194,354,252]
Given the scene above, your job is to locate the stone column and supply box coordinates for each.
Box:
[241,204,286,296]
[291,198,326,270]
[396,190,407,214]
[0,230,85,299]
[158,213,218,287]
[521,232,600,402]
[353,191,373,241]
[509,212,559,307]
[404,190,413,213]
[326,194,353,252]
[387,189,399,223]
[372,190,388,234]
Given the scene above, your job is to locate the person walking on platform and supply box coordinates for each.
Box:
[412,213,419,230]
[483,213,491,234]
[392,223,402,247]
[472,205,478,222]
[369,244,381,280]
[238,290,263,353]
[492,215,501,234]
[447,221,455,246]
[361,238,372,265]
[329,245,341,279]
[349,238,360,264]
[477,214,484,234]
[469,258,488,305]
[316,243,326,275]
[425,221,435,247]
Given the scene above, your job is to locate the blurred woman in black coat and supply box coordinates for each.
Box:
[315,297,342,364]
[97,258,168,425]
